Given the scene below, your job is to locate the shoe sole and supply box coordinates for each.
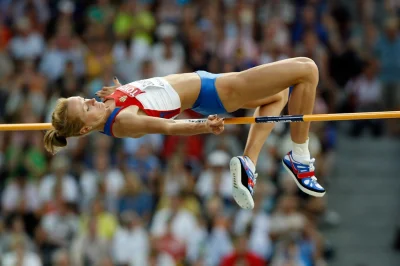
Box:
[282,160,326,197]
[230,157,255,209]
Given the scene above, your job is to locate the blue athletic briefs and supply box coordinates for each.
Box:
[191,71,228,115]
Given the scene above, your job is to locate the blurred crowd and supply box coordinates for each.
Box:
[0,0,399,265]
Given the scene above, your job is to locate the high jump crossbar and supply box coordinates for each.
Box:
[0,111,399,131]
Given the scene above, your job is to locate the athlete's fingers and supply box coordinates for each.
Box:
[212,126,223,131]
[98,87,111,94]
[96,90,108,97]
[208,114,217,121]
[212,125,224,135]
[209,116,221,123]
[207,115,224,134]
[210,123,223,129]
[211,126,222,135]
[210,117,224,126]
[113,76,121,86]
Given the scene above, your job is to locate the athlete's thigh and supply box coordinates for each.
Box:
[242,88,289,109]
[215,69,286,112]
[215,58,317,112]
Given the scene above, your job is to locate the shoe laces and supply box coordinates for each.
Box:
[253,173,258,185]
[306,158,317,182]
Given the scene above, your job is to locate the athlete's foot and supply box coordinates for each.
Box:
[282,151,326,197]
[230,156,258,209]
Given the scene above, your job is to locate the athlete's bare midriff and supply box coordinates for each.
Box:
[163,73,201,111]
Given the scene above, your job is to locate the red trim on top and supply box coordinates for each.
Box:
[288,152,315,179]
[104,89,181,120]
[128,97,180,118]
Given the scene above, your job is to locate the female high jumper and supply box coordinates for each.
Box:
[44,57,325,209]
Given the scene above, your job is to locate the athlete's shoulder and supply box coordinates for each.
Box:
[110,106,141,138]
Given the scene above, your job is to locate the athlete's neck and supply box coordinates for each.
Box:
[93,104,114,132]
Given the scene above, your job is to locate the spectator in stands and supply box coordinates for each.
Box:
[38,155,79,208]
[40,198,79,249]
[80,197,117,242]
[196,150,233,203]
[1,216,35,255]
[204,214,234,266]
[1,167,39,216]
[270,237,308,266]
[234,190,273,260]
[117,171,154,222]
[153,216,187,264]
[112,211,149,266]
[84,34,114,82]
[269,195,307,240]
[126,142,160,185]
[292,4,328,45]
[345,58,385,137]
[1,236,42,266]
[34,225,59,266]
[80,150,124,213]
[71,217,109,266]
[374,16,400,134]
[220,231,266,266]
[8,17,44,60]
[39,19,85,82]
[152,23,185,77]
[151,192,198,246]
[52,249,72,266]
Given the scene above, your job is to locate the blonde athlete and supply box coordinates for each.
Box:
[44,57,325,209]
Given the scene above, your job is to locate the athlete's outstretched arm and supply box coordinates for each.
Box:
[113,112,224,138]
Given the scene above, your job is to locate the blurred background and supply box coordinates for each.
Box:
[0,0,399,265]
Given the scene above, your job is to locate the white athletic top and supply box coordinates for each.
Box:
[105,77,181,119]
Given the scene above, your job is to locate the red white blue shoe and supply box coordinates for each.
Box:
[230,156,257,209]
[282,151,325,197]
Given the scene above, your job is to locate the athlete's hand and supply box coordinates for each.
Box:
[95,76,121,100]
[206,115,224,135]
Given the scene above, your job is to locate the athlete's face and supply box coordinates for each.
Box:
[67,96,106,134]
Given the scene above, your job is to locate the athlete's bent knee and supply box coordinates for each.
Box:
[294,57,314,64]
[294,57,319,84]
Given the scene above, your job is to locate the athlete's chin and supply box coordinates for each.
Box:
[98,102,106,111]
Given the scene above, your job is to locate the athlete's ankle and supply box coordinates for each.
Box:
[291,138,311,163]
[243,155,256,172]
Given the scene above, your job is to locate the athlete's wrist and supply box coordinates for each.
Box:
[202,123,212,134]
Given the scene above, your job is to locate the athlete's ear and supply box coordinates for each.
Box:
[80,126,92,135]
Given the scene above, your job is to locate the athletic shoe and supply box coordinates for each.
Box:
[282,151,325,197]
[230,156,257,209]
